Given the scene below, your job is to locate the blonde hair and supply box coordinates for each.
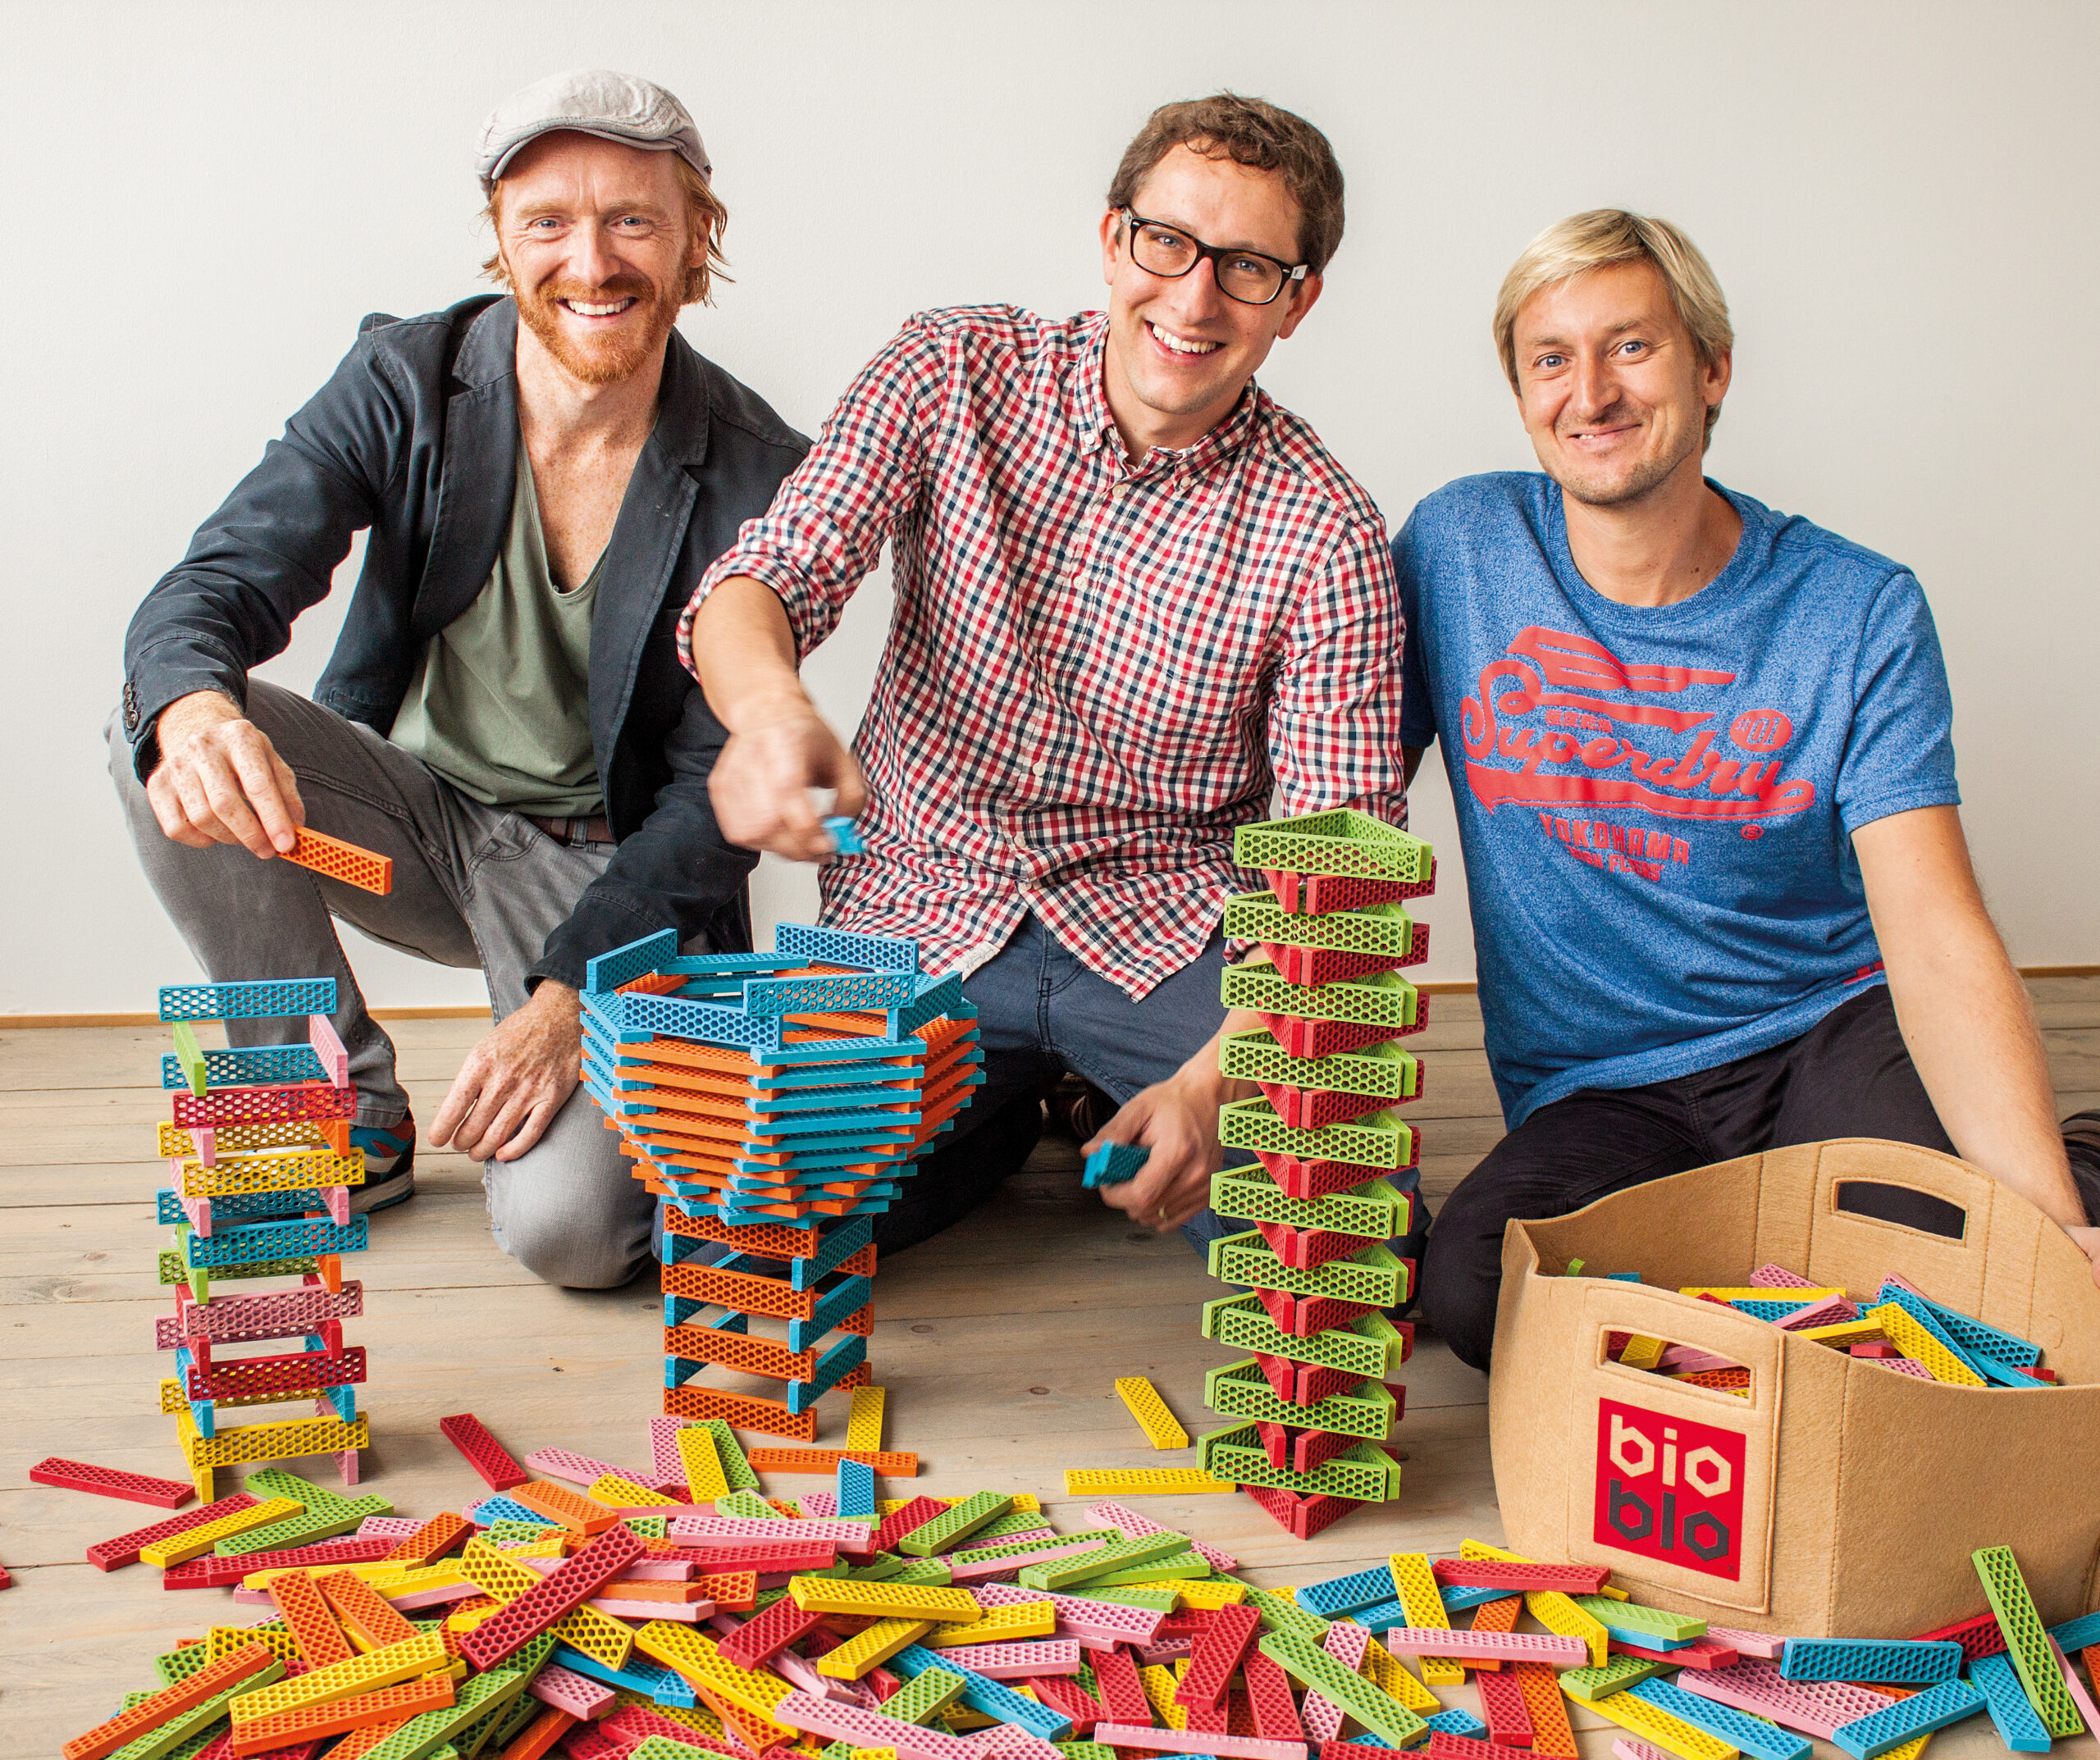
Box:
[1494,209,1732,438]
[482,151,731,307]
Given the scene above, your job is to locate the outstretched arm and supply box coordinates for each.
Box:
[1855,805,2098,1284]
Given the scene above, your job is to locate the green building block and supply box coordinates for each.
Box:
[1080,1585,1186,1610]
[1221,891,1418,957]
[1568,1595,1709,1642]
[712,1489,778,1520]
[953,1528,1117,1566]
[1974,1545,2087,1738]
[1221,960,1422,1032]
[1208,1229,1410,1306]
[215,1493,391,1556]
[1217,1097,1412,1171]
[1203,1359,1396,1442]
[1020,1532,1185,1590]
[896,1490,1013,1556]
[1078,1548,1212,1587]
[1562,1656,1668,1701]
[884,1665,970,1724]
[1209,1163,1408,1239]
[888,1557,956,1585]
[1231,810,1432,886]
[1198,1424,1403,1502]
[1203,1293,1408,1379]
[1217,1031,1419,1104]
[1258,1627,1427,1745]
[1238,1581,1331,1641]
[354,1663,529,1760]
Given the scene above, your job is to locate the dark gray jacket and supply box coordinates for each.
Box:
[121,295,806,987]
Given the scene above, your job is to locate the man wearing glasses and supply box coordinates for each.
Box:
[680,93,1409,1254]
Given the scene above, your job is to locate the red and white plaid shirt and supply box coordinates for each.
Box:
[680,306,1408,997]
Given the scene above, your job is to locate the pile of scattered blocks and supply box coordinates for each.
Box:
[48,1379,2100,1760]
[578,923,984,1443]
[152,976,375,1502]
[1195,809,1436,1539]
[1586,1262,2069,1392]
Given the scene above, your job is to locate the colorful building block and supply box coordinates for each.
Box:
[1115,1378,1189,1451]
[1974,1544,2087,1737]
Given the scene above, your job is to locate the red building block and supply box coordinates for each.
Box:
[1911,1612,2008,1662]
[158,1536,390,1589]
[1090,1647,1154,1726]
[718,1597,830,1669]
[1256,1145,1419,1200]
[86,1492,259,1571]
[1263,863,1434,913]
[1260,945,1414,988]
[1252,1221,1370,1272]
[459,1525,645,1669]
[1240,1482,1358,1540]
[873,1496,951,1554]
[1242,1648,1305,1740]
[1176,1604,1262,1711]
[1253,1286,1382,1338]
[1476,1667,1534,1748]
[1253,1422,1361,1475]
[1029,1676,1105,1733]
[1249,1353,1358,1407]
[30,1457,194,1511]
[1610,1637,1740,1671]
[1431,1562,1609,1594]
[438,1412,530,1491]
[185,1346,367,1402]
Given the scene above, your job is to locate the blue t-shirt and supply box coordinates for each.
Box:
[1395,473,1960,1128]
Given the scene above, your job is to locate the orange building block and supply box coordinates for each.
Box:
[744,1447,920,1476]
[495,1706,579,1758]
[268,1570,353,1667]
[225,1671,454,1754]
[63,1642,279,1760]
[381,1512,472,1567]
[513,1480,622,1535]
[317,1568,418,1649]
[283,827,394,896]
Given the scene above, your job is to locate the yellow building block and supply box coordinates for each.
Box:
[1177,1578,1249,1609]
[922,1602,1057,1647]
[1362,1635,1442,1712]
[1387,1552,1463,1685]
[141,1497,305,1567]
[207,1623,303,1664]
[175,1404,368,1470]
[1141,1664,1190,1730]
[1061,1468,1235,1496]
[789,1577,982,1622]
[1865,1305,1987,1386]
[815,1617,937,1679]
[1618,1335,1666,1371]
[1679,1288,1842,1303]
[591,1473,677,1507]
[636,1622,796,1721]
[1114,1377,1190,1451]
[678,1427,732,1502]
[847,1386,888,1452]
[228,1631,448,1724]
[1585,1681,1740,1760]
[851,1750,900,1760]
[1527,1592,1610,1667]
[878,1493,1041,1516]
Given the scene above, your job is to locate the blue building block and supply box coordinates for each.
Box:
[1729,1297,1818,1323]
[157,1188,331,1226]
[1299,1564,1400,1617]
[584,928,682,994]
[182,1215,367,1267]
[786,1335,870,1412]
[742,969,919,1019]
[1345,1598,1413,1630]
[822,815,865,856]
[1422,1710,1489,1740]
[1874,1282,2042,1370]
[837,1457,877,1519]
[2052,1610,2100,1653]
[1829,1679,1985,1759]
[161,1046,330,1091]
[1970,1652,2053,1752]
[1630,1678,1810,1760]
[158,978,337,1023]
[466,1495,545,1525]
[788,1276,876,1351]
[550,1644,698,1708]
[1781,1639,1964,1685]
[1083,1141,1151,1189]
[1440,1584,1514,1612]
[777,923,916,974]
[892,1644,1072,1741]
[1607,1270,1644,1282]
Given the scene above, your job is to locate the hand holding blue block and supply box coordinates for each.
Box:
[1083,1140,1151,1188]
[823,815,865,855]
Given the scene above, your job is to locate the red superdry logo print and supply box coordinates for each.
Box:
[1461,627,1814,820]
[1593,1397,1747,1580]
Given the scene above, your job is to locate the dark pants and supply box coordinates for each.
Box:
[1421,986,1966,1371]
[871,914,1229,1256]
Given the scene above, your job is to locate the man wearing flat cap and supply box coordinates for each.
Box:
[110,70,806,1287]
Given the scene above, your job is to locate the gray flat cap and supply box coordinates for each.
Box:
[477,69,710,193]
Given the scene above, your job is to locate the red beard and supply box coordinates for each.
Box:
[513,269,682,386]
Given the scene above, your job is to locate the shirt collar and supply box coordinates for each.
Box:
[1068,311,1262,479]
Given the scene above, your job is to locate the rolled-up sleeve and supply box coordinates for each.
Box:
[678,318,940,673]
[1267,517,1411,827]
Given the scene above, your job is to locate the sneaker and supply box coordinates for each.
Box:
[349,1115,417,1215]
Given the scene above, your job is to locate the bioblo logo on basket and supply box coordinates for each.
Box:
[1592,1398,1746,1579]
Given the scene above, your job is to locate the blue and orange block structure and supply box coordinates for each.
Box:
[1197,809,1434,1539]
[152,976,373,1499]
[580,920,984,1441]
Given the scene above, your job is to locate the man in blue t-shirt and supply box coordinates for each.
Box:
[1395,210,2099,1370]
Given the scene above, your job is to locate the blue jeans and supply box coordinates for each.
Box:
[872,914,1233,1256]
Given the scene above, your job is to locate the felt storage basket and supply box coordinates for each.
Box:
[1488,1138,2100,1637]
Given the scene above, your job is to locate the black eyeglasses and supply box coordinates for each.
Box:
[1121,210,1310,307]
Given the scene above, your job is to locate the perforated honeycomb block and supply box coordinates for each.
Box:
[1256,1078,1399,1131]
[1675,1662,1901,1740]
[162,1044,330,1092]
[187,1345,367,1404]
[1232,810,1431,887]
[1432,1560,1609,1594]
[460,1525,645,1669]
[176,1147,364,1198]
[1218,1097,1410,1171]
[1082,1141,1151,1189]
[222,1669,454,1752]
[1568,1596,1709,1643]
[159,978,340,1023]
[1779,1639,1962,1685]
[139,1497,305,1568]
[1222,959,1422,1033]
[216,1493,391,1557]
[1875,1280,2043,1369]
[173,1082,358,1128]
[1254,1628,1428,1747]
[178,1410,368,1470]
[438,1413,529,1491]
[1209,1230,1409,1306]
[1512,1661,1578,1758]
[1198,1425,1401,1502]
[60,1640,281,1759]
[741,1445,916,1475]
[1864,1305,1986,1387]
[1584,1685,1741,1760]
[1203,1293,1406,1379]
[30,1457,195,1510]
[226,1629,447,1724]
[1564,1657,1668,1701]
[1974,1545,2086,1737]
[1968,1650,2053,1752]
[1224,891,1417,957]
[183,1213,366,1267]
[1828,1679,1986,1759]
[1629,1679,1809,1760]
[1058,1467,1235,1497]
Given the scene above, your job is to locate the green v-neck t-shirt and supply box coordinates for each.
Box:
[390,440,605,817]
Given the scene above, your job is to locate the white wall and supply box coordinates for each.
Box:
[5,0,2094,1013]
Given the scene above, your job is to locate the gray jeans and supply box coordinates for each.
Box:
[107,679,656,1289]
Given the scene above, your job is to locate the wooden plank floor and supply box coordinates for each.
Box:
[1,980,2093,1755]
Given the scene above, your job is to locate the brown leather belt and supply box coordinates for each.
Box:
[527,813,615,848]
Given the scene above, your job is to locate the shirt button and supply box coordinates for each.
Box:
[1030,759,1046,777]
